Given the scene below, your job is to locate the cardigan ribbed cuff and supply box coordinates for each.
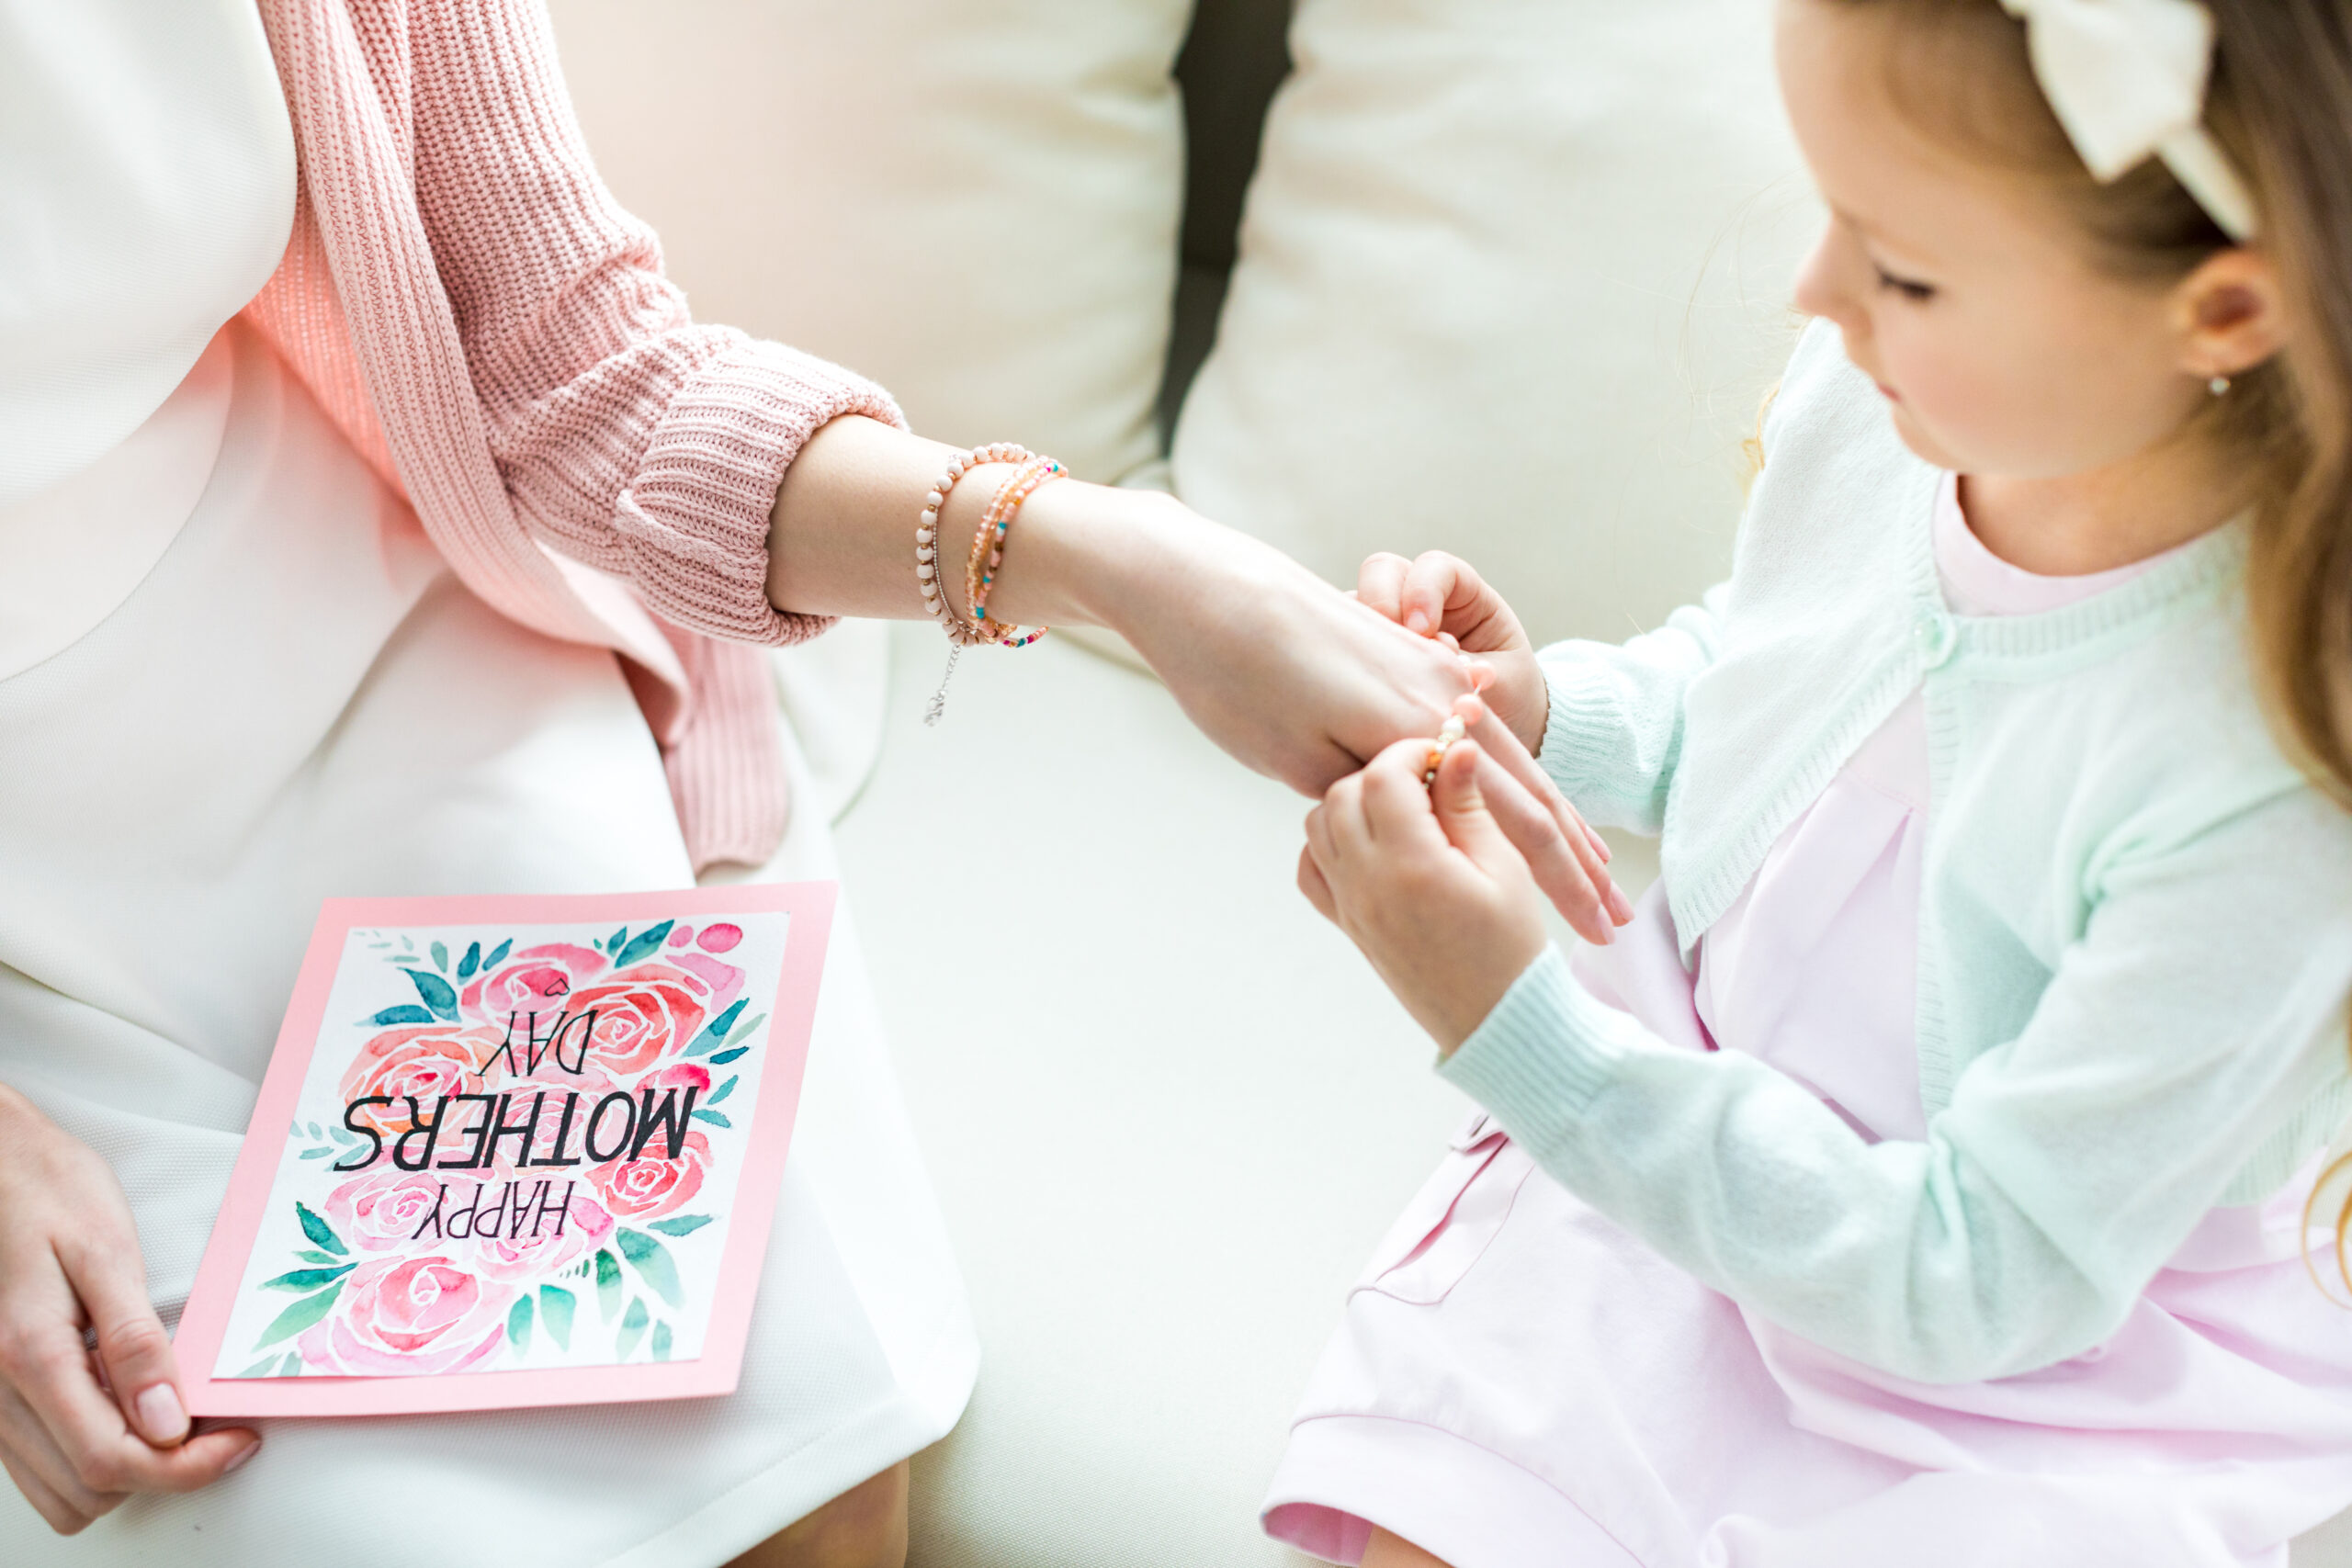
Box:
[621,333,907,649]
[1536,660,1626,803]
[1439,945,1629,1126]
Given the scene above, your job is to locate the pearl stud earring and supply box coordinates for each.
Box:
[2210,375,2233,397]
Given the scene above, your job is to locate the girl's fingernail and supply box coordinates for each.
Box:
[224,1439,261,1474]
[135,1382,187,1444]
[1406,611,1431,635]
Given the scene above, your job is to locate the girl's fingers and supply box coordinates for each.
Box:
[1398,553,1472,639]
[1355,553,1414,625]
[1455,745,1617,946]
[1462,704,1633,926]
[1296,844,1339,923]
[1321,770,1378,857]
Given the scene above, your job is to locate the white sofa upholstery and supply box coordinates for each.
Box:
[549,3,2352,1562]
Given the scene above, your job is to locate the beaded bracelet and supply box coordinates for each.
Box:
[915,443,1062,725]
[966,457,1065,649]
[1421,714,1469,788]
[917,443,1031,647]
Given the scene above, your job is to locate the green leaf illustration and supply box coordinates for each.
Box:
[690,1110,732,1129]
[707,1046,750,1066]
[539,1285,576,1350]
[299,1147,334,1160]
[685,998,747,1057]
[295,1201,348,1257]
[261,1263,355,1292]
[277,1350,304,1377]
[615,1227,684,1307]
[706,1076,738,1106]
[651,1322,673,1361]
[648,1214,713,1238]
[484,938,513,970]
[235,1356,280,1379]
[254,1281,343,1349]
[616,1297,650,1360]
[606,926,628,955]
[612,919,675,970]
[402,966,458,1021]
[729,1010,767,1045]
[507,1292,534,1359]
[458,940,481,981]
[297,1250,338,1266]
[367,1005,435,1027]
[595,1247,622,1320]
[430,941,449,973]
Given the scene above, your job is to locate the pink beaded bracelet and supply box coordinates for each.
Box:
[916,443,1031,648]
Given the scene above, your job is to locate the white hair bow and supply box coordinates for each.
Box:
[1997,0,2258,239]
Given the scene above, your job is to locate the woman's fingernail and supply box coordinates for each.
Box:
[1609,884,1637,925]
[1406,611,1431,635]
[224,1439,261,1474]
[134,1382,187,1444]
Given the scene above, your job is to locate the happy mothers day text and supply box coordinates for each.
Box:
[331,1007,703,1244]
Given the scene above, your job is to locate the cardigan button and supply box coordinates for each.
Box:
[1914,610,1959,668]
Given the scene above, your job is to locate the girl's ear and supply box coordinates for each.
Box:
[2172,247,2289,383]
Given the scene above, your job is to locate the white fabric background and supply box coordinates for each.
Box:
[549,0,1192,487]
[1171,0,1821,642]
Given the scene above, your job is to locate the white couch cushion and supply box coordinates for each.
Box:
[1171,0,1821,639]
[548,0,1190,485]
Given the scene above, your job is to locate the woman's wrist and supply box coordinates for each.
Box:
[975,477,1192,635]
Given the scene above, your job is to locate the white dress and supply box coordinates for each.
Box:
[0,5,975,1562]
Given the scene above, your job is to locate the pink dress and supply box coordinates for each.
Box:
[1262,477,2352,1568]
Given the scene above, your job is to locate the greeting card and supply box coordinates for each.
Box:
[176,885,834,1416]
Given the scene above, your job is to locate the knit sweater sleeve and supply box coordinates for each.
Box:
[1532,583,1730,833]
[1440,784,2352,1384]
[403,0,902,646]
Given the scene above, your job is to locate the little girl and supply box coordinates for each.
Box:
[1272,2,2352,1564]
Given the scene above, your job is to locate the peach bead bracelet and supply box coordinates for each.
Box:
[915,443,1061,726]
[967,457,1065,649]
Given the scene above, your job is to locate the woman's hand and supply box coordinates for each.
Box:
[1298,736,1555,1054]
[0,1087,258,1533]
[1355,550,1547,755]
[1072,507,1630,942]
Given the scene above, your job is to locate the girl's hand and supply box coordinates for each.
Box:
[1298,736,1558,1054]
[1356,551,1548,755]
[0,1087,259,1533]
[1095,512,1632,941]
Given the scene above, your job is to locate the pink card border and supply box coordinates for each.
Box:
[177,883,836,1417]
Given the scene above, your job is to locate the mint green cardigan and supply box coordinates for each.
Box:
[1443,321,2352,1383]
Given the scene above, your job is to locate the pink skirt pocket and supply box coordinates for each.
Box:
[1354,1113,1536,1306]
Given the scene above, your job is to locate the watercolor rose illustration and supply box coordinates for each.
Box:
[559,966,711,1077]
[460,942,608,1024]
[338,1023,504,1135]
[244,919,775,1380]
[591,1128,712,1222]
[297,1255,514,1376]
[323,1167,457,1252]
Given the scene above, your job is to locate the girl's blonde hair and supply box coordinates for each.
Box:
[1825,0,2352,1271]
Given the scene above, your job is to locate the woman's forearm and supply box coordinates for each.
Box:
[763,413,1185,633]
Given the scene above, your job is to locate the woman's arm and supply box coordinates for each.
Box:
[768,416,1519,795]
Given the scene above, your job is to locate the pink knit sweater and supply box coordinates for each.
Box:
[240,0,904,871]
